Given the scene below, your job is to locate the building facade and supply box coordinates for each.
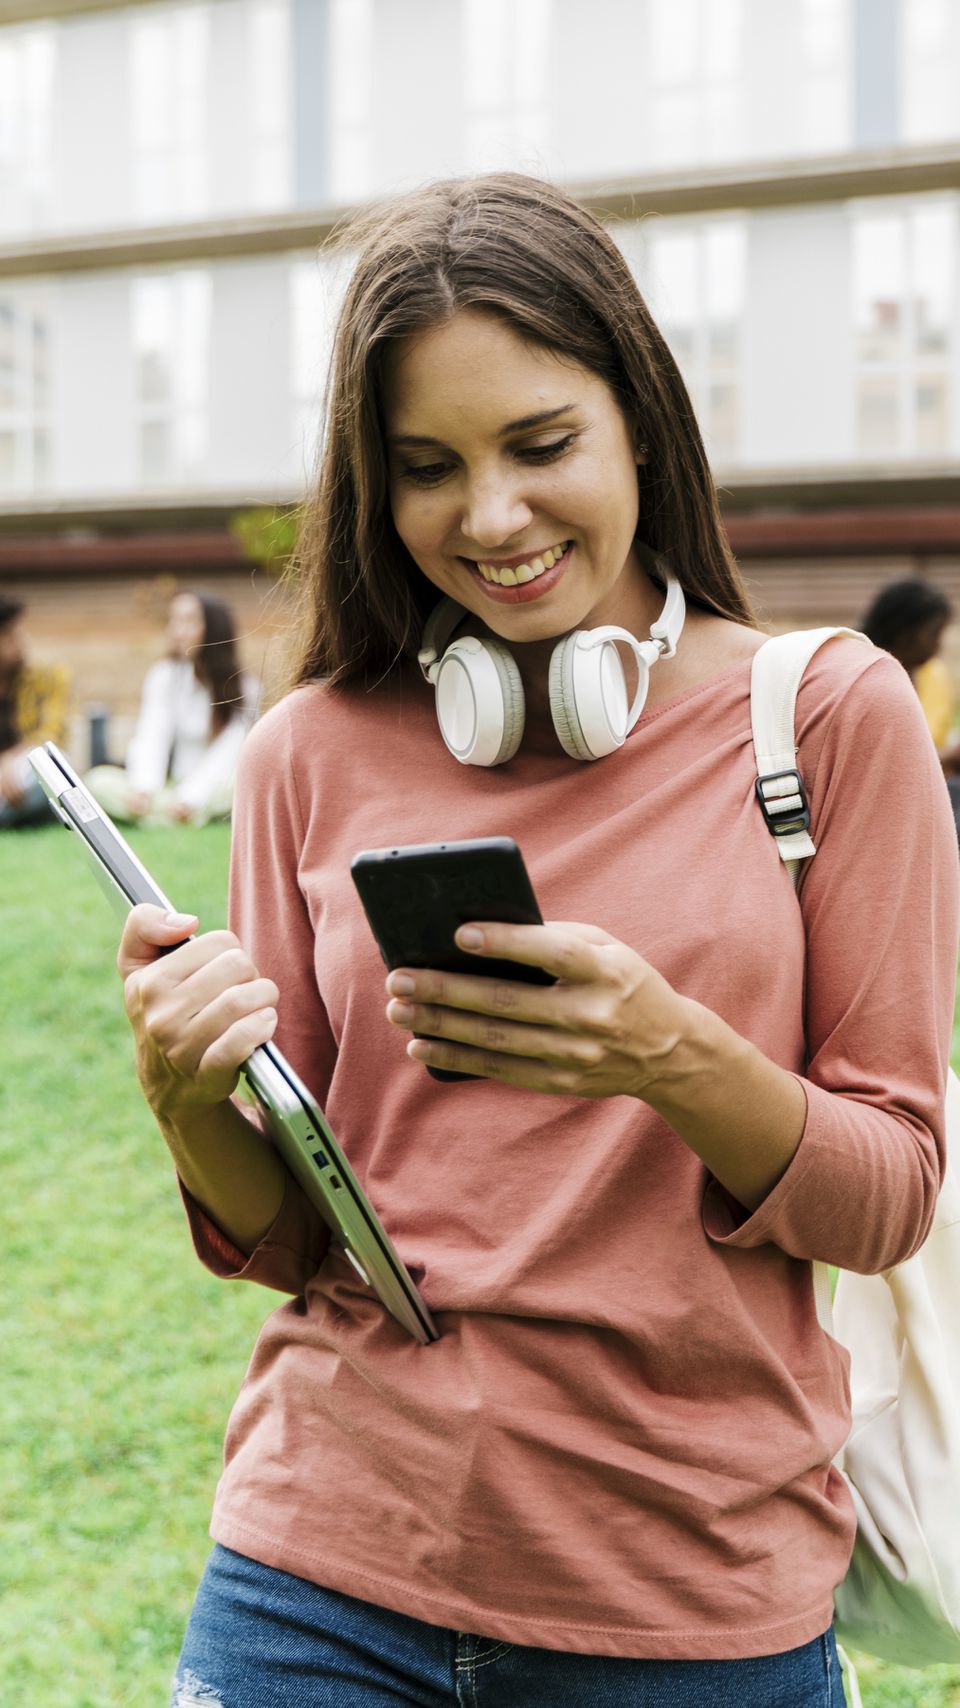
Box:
[1,0,959,737]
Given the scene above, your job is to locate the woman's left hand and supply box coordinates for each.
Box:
[385,921,690,1098]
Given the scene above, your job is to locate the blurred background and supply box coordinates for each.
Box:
[0,0,958,757]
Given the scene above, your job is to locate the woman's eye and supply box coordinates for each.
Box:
[401,461,452,486]
[518,434,575,465]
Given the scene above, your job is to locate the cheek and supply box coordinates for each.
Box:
[390,487,447,558]
[542,456,637,538]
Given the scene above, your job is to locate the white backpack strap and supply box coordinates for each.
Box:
[751,628,867,864]
[757,633,866,1407]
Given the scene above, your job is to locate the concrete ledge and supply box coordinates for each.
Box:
[1,144,958,277]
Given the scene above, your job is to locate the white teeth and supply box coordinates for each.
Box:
[476,541,569,586]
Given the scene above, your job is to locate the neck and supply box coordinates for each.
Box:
[484,567,671,740]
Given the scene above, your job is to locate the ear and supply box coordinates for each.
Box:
[631,422,649,465]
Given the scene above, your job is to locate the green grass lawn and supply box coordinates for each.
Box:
[1,821,959,1705]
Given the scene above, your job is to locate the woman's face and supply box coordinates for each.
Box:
[383,310,649,646]
[167,594,205,659]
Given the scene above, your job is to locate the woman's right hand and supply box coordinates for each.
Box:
[117,905,280,1120]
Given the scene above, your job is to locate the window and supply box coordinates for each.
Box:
[0,25,55,237]
[0,291,53,491]
[799,0,849,153]
[249,0,292,209]
[130,6,210,224]
[641,218,746,463]
[902,0,960,145]
[289,252,353,473]
[852,200,956,457]
[131,271,211,484]
[462,0,550,169]
[649,0,744,166]
[329,0,375,202]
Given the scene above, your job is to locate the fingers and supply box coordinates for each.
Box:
[120,914,281,1103]
[383,923,615,1021]
[405,1035,585,1094]
[388,996,604,1069]
[451,921,615,983]
[117,904,198,980]
[193,1004,280,1091]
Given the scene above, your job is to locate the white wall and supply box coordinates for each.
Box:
[56,272,139,491]
[741,204,854,466]
[3,0,960,243]
[2,191,955,505]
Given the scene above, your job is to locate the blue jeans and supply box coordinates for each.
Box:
[173,1545,841,1706]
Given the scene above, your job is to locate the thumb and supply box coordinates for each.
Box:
[117,903,198,980]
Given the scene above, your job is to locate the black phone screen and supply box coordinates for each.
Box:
[350,836,553,1080]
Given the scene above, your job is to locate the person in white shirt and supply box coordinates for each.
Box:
[89,589,259,825]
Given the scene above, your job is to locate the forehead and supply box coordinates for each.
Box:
[382,309,601,433]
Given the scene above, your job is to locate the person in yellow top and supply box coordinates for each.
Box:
[0,593,71,827]
[915,654,954,749]
[859,578,960,836]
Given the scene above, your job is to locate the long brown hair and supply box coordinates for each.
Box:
[291,172,755,687]
[183,591,244,736]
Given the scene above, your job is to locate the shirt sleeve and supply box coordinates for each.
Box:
[125,661,175,794]
[704,649,960,1273]
[173,672,261,815]
[16,663,71,746]
[179,1168,330,1295]
[180,695,336,1289]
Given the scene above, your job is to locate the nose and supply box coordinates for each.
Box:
[460,470,533,553]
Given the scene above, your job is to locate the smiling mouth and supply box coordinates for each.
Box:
[472,540,572,587]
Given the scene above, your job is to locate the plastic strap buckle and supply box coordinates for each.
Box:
[755,768,811,838]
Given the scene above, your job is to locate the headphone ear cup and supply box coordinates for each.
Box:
[433,636,525,766]
[548,633,595,761]
[549,632,635,761]
[482,639,526,765]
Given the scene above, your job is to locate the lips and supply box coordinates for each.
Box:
[474,539,572,587]
[464,542,572,605]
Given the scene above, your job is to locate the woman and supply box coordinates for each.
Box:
[118,176,958,1706]
[859,577,960,838]
[859,577,954,742]
[90,588,258,825]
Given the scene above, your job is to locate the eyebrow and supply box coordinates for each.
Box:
[387,404,576,448]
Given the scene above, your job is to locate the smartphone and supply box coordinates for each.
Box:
[350,836,553,1081]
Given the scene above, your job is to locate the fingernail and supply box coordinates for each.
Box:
[456,926,483,949]
[165,911,197,928]
[388,1001,415,1025]
[388,973,416,996]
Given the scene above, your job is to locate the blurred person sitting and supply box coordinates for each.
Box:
[0,593,71,828]
[88,589,259,826]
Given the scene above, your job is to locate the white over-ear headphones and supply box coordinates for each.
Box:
[417,563,686,766]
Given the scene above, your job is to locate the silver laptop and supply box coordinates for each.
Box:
[29,741,438,1347]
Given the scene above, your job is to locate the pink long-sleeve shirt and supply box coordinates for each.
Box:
[183,636,958,1659]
